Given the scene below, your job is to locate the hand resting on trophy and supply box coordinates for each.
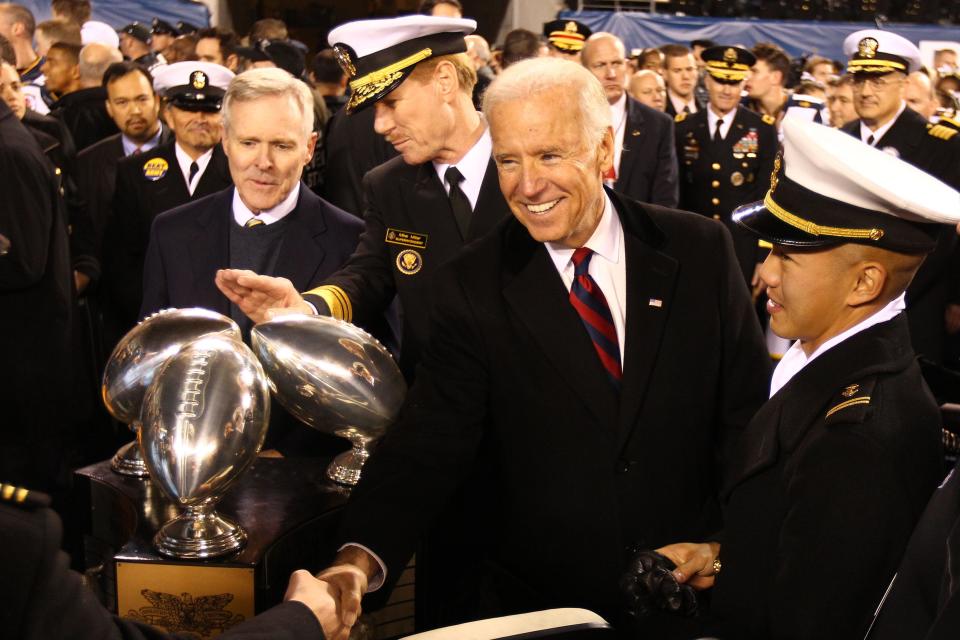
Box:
[215,269,315,323]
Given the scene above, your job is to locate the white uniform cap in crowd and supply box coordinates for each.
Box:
[153,61,235,112]
[733,117,960,253]
[81,21,120,49]
[843,29,922,75]
[327,15,476,113]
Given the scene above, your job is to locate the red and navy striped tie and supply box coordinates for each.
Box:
[569,247,622,389]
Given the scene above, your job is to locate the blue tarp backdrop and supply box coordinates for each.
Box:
[19,0,209,31]
[560,10,960,62]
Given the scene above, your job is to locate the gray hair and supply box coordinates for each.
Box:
[465,35,490,63]
[222,67,314,140]
[483,56,611,147]
[79,43,121,86]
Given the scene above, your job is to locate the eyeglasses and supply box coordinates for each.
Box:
[851,75,903,91]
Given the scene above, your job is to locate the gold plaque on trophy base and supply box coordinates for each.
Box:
[117,561,255,638]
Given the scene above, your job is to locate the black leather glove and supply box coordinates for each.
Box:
[620,547,699,618]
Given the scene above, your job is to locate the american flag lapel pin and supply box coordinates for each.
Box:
[648,298,663,308]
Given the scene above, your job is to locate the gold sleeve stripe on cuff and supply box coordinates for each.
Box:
[303,285,353,322]
[764,193,884,241]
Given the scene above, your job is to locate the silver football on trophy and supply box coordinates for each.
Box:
[102,308,241,477]
[139,334,271,559]
[251,314,406,485]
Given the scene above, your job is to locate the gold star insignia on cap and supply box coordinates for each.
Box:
[565,21,577,32]
[333,44,357,78]
[723,48,737,63]
[858,37,879,59]
[191,70,207,89]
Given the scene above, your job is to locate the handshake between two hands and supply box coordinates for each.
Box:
[283,546,380,640]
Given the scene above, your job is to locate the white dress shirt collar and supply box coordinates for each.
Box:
[769,293,906,398]
[609,93,628,180]
[232,182,301,227]
[122,123,163,157]
[669,91,697,114]
[174,143,214,195]
[707,105,736,140]
[860,101,907,145]
[432,123,492,211]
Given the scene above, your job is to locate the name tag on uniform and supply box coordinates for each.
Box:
[385,228,428,249]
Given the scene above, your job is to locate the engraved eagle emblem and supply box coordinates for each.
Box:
[126,590,245,637]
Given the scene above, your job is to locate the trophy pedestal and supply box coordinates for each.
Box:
[111,440,149,477]
[73,457,350,637]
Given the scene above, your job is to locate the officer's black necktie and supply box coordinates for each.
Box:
[188,161,199,186]
[866,134,875,146]
[714,118,724,143]
[445,166,472,239]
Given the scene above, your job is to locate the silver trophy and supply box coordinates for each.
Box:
[102,308,241,477]
[139,334,271,559]
[251,314,406,486]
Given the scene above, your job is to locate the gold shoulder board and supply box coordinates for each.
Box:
[928,124,958,141]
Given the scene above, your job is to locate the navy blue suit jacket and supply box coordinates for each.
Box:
[140,183,363,318]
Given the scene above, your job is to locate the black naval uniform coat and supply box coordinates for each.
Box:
[140,184,362,319]
[337,190,771,626]
[0,101,73,492]
[304,154,511,380]
[102,140,232,333]
[76,127,174,244]
[842,108,960,362]
[675,107,778,281]
[321,105,397,216]
[0,487,323,640]
[613,96,679,208]
[868,460,960,640]
[710,314,943,640]
[49,86,118,152]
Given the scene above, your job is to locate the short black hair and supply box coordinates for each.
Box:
[310,48,345,84]
[691,39,715,49]
[196,27,240,57]
[501,28,540,69]
[102,60,155,92]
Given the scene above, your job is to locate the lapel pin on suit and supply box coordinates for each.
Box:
[648,298,663,308]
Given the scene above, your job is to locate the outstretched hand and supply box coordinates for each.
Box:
[214,269,314,324]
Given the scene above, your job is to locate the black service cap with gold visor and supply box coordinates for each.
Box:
[328,15,476,114]
[702,45,755,83]
[843,28,921,75]
[733,117,960,254]
[543,19,592,53]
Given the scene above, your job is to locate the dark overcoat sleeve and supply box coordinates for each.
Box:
[650,115,679,208]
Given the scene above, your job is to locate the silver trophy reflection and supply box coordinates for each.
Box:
[251,314,406,486]
[140,334,271,559]
[102,308,241,477]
